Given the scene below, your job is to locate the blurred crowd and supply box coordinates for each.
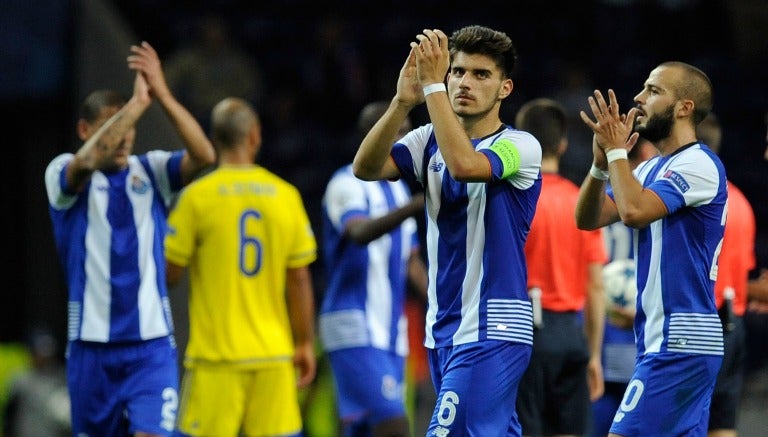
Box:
[2,0,768,435]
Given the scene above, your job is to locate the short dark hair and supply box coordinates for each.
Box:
[449,25,517,79]
[79,90,126,123]
[515,98,567,157]
[659,61,713,125]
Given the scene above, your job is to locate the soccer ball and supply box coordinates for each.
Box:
[602,258,637,311]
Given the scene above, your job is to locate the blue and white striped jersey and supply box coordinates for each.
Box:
[391,124,542,349]
[45,151,183,343]
[610,142,726,357]
[319,165,418,356]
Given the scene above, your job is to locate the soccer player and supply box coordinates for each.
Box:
[44,42,215,436]
[513,98,607,437]
[352,26,542,436]
[320,101,428,437]
[165,97,317,437]
[575,62,726,436]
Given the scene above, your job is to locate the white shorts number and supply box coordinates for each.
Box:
[437,390,460,426]
[160,387,179,431]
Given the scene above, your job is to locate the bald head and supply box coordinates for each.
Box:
[210,97,260,150]
[658,61,713,125]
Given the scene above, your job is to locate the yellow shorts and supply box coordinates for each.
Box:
[176,361,302,436]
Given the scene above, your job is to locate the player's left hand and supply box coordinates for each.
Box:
[127,41,172,101]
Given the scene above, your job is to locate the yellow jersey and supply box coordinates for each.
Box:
[165,166,317,367]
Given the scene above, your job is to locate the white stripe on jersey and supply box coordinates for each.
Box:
[454,183,486,345]
[366,184,395,350]
[82,171,113,342]
[128,163,168,339]
[424,190,440,349]
[641,219,665,353]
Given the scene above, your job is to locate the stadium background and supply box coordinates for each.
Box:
[0,0,767,433]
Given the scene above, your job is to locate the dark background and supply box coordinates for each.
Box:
[2,0,767,347]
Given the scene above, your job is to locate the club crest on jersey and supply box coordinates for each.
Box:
[429,161,444,172]
[131,175,150,194]
[662,170,689,193]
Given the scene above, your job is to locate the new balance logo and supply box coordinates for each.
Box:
[429,162,444,172]
[432,426,450,437]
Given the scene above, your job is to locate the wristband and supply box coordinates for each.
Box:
[423,83,447,97]
[589,164,609,181]
[606,148,628,164]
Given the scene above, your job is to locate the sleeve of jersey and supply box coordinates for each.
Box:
[145,150,184,203]
[45,153,78,209]
[391,143,417,183]
[288,189,319,268]
[164,188,196,267]
[391,125,431,184]
[645,150,722,214]
[325,173,368,231]
[480,133,541,185]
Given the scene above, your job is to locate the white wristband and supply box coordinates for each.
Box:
[606,148,628,164]
[589,164,609,180]
[423,83,447,97]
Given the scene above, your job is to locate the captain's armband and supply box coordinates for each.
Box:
[489,139,521,179]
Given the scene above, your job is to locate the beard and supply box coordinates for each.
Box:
[634,104,674,143]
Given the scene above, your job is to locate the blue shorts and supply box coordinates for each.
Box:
[427,340,531,437]
[609,352,722,437]
[327,347,406,426]
[67,336,179,436]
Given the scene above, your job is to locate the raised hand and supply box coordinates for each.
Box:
[394,47,423,108]
[131,70,151,107]
[580,89,639,153]
[411,28,450,88]
[127,41,171,101]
